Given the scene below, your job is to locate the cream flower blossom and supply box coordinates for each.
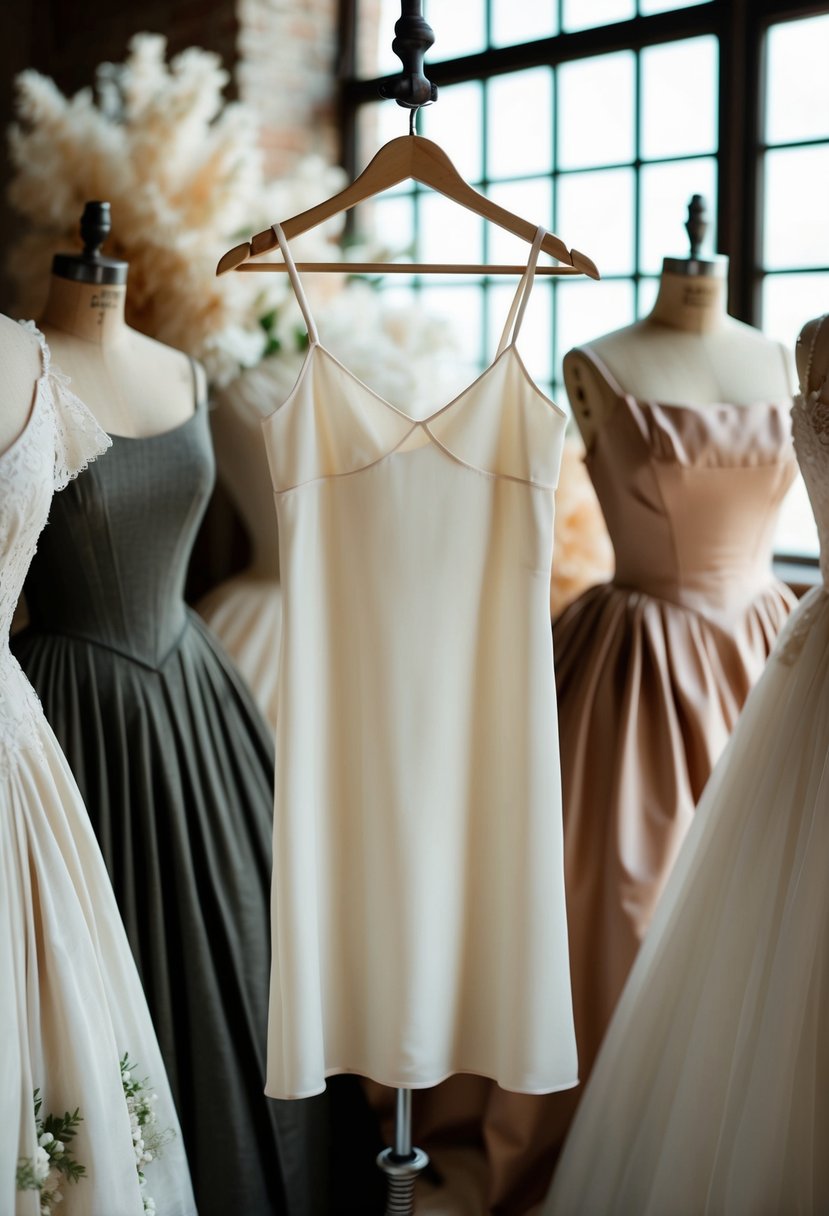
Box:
[6,33,347,385]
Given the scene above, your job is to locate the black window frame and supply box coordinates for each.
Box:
[337,0,829,571]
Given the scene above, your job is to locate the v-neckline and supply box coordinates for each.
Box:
[264,341,567,430]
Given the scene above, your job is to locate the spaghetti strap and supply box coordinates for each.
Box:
[572,343,628,398]
[187,356,206,410]
[495,226,546,358]
[271,223,320,346]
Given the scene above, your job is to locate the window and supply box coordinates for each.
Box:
[760,12,829,559]
[343,0,829,565]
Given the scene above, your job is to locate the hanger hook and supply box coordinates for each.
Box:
[409,104,421,136]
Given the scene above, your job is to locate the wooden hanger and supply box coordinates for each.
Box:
[216,133,600,279]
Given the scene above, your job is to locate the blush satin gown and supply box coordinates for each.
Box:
[545,350,829,1215]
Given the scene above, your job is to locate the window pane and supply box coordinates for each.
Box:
[487,68,553,179]
[486,179,554,261]
[563,0,635,32]
[763,146,829,271]
[418,284,484,368]
[359,0,411,76]
[360,195,416,259]
[776,478,820,559]
[488,280,553,383]
[556,280,636,367]
[558,52,636,169]
[418,194,485,263]
[424,0,486,60]
[557,168,635,277]
[766,14,829,146]
[639,0,710,13]
[638,276,660,316]
[422,81,484,183]
[639,156,717,274]
[641,36,718,160]
[492,0,558,47]
[761,271,829,351]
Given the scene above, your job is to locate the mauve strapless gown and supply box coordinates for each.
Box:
[546,379,829,1215]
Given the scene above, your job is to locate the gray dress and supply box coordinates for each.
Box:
[12,381,381,1215]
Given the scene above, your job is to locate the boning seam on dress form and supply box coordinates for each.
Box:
[272,427,557,496]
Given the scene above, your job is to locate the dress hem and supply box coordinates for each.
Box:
[266,1065,580,1101]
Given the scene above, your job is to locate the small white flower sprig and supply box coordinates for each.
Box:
[120,1053,174,1215]
[16,1089,86,1214]
[7,33,347,387]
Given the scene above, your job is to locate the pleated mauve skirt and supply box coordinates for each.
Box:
[12,612,326,1216]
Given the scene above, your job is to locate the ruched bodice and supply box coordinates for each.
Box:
[587,392,796,615]
[24,406,214,668]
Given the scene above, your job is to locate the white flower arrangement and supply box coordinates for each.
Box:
[120,1053,175,1214]
[6,33,349,385]
[16,1090,86,1214]
[15,1056,173,1215]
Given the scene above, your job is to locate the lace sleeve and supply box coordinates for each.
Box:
[18,320,112,491]
[49,370,112,491]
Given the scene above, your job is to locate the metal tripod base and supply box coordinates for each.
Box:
[377,1146,429,1216]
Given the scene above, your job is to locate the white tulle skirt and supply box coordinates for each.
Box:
[198,575,283,732]
[545,584,829,1216]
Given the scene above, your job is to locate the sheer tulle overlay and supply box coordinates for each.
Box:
[198,575,283,730]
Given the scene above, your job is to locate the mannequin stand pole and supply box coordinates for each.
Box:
[377,1088,429,1215]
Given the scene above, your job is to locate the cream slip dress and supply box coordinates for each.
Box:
[262,224,578,1101]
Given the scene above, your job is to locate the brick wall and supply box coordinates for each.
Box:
[0,0,239,313]
[237,0,341,176]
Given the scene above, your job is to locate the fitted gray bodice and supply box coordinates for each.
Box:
[24,402,214,668]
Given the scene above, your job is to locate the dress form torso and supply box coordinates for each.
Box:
[564,266,793,449]
[39,274,199,439]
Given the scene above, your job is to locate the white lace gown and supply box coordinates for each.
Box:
[1,325,195,1216]
[545,377,829,1215]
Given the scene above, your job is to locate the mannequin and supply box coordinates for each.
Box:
[0,312,42,453]
[565,198,793,445]
[543,312,829,1216]
[38,201,200,436]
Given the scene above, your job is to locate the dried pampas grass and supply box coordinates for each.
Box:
[7,33,346,385]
